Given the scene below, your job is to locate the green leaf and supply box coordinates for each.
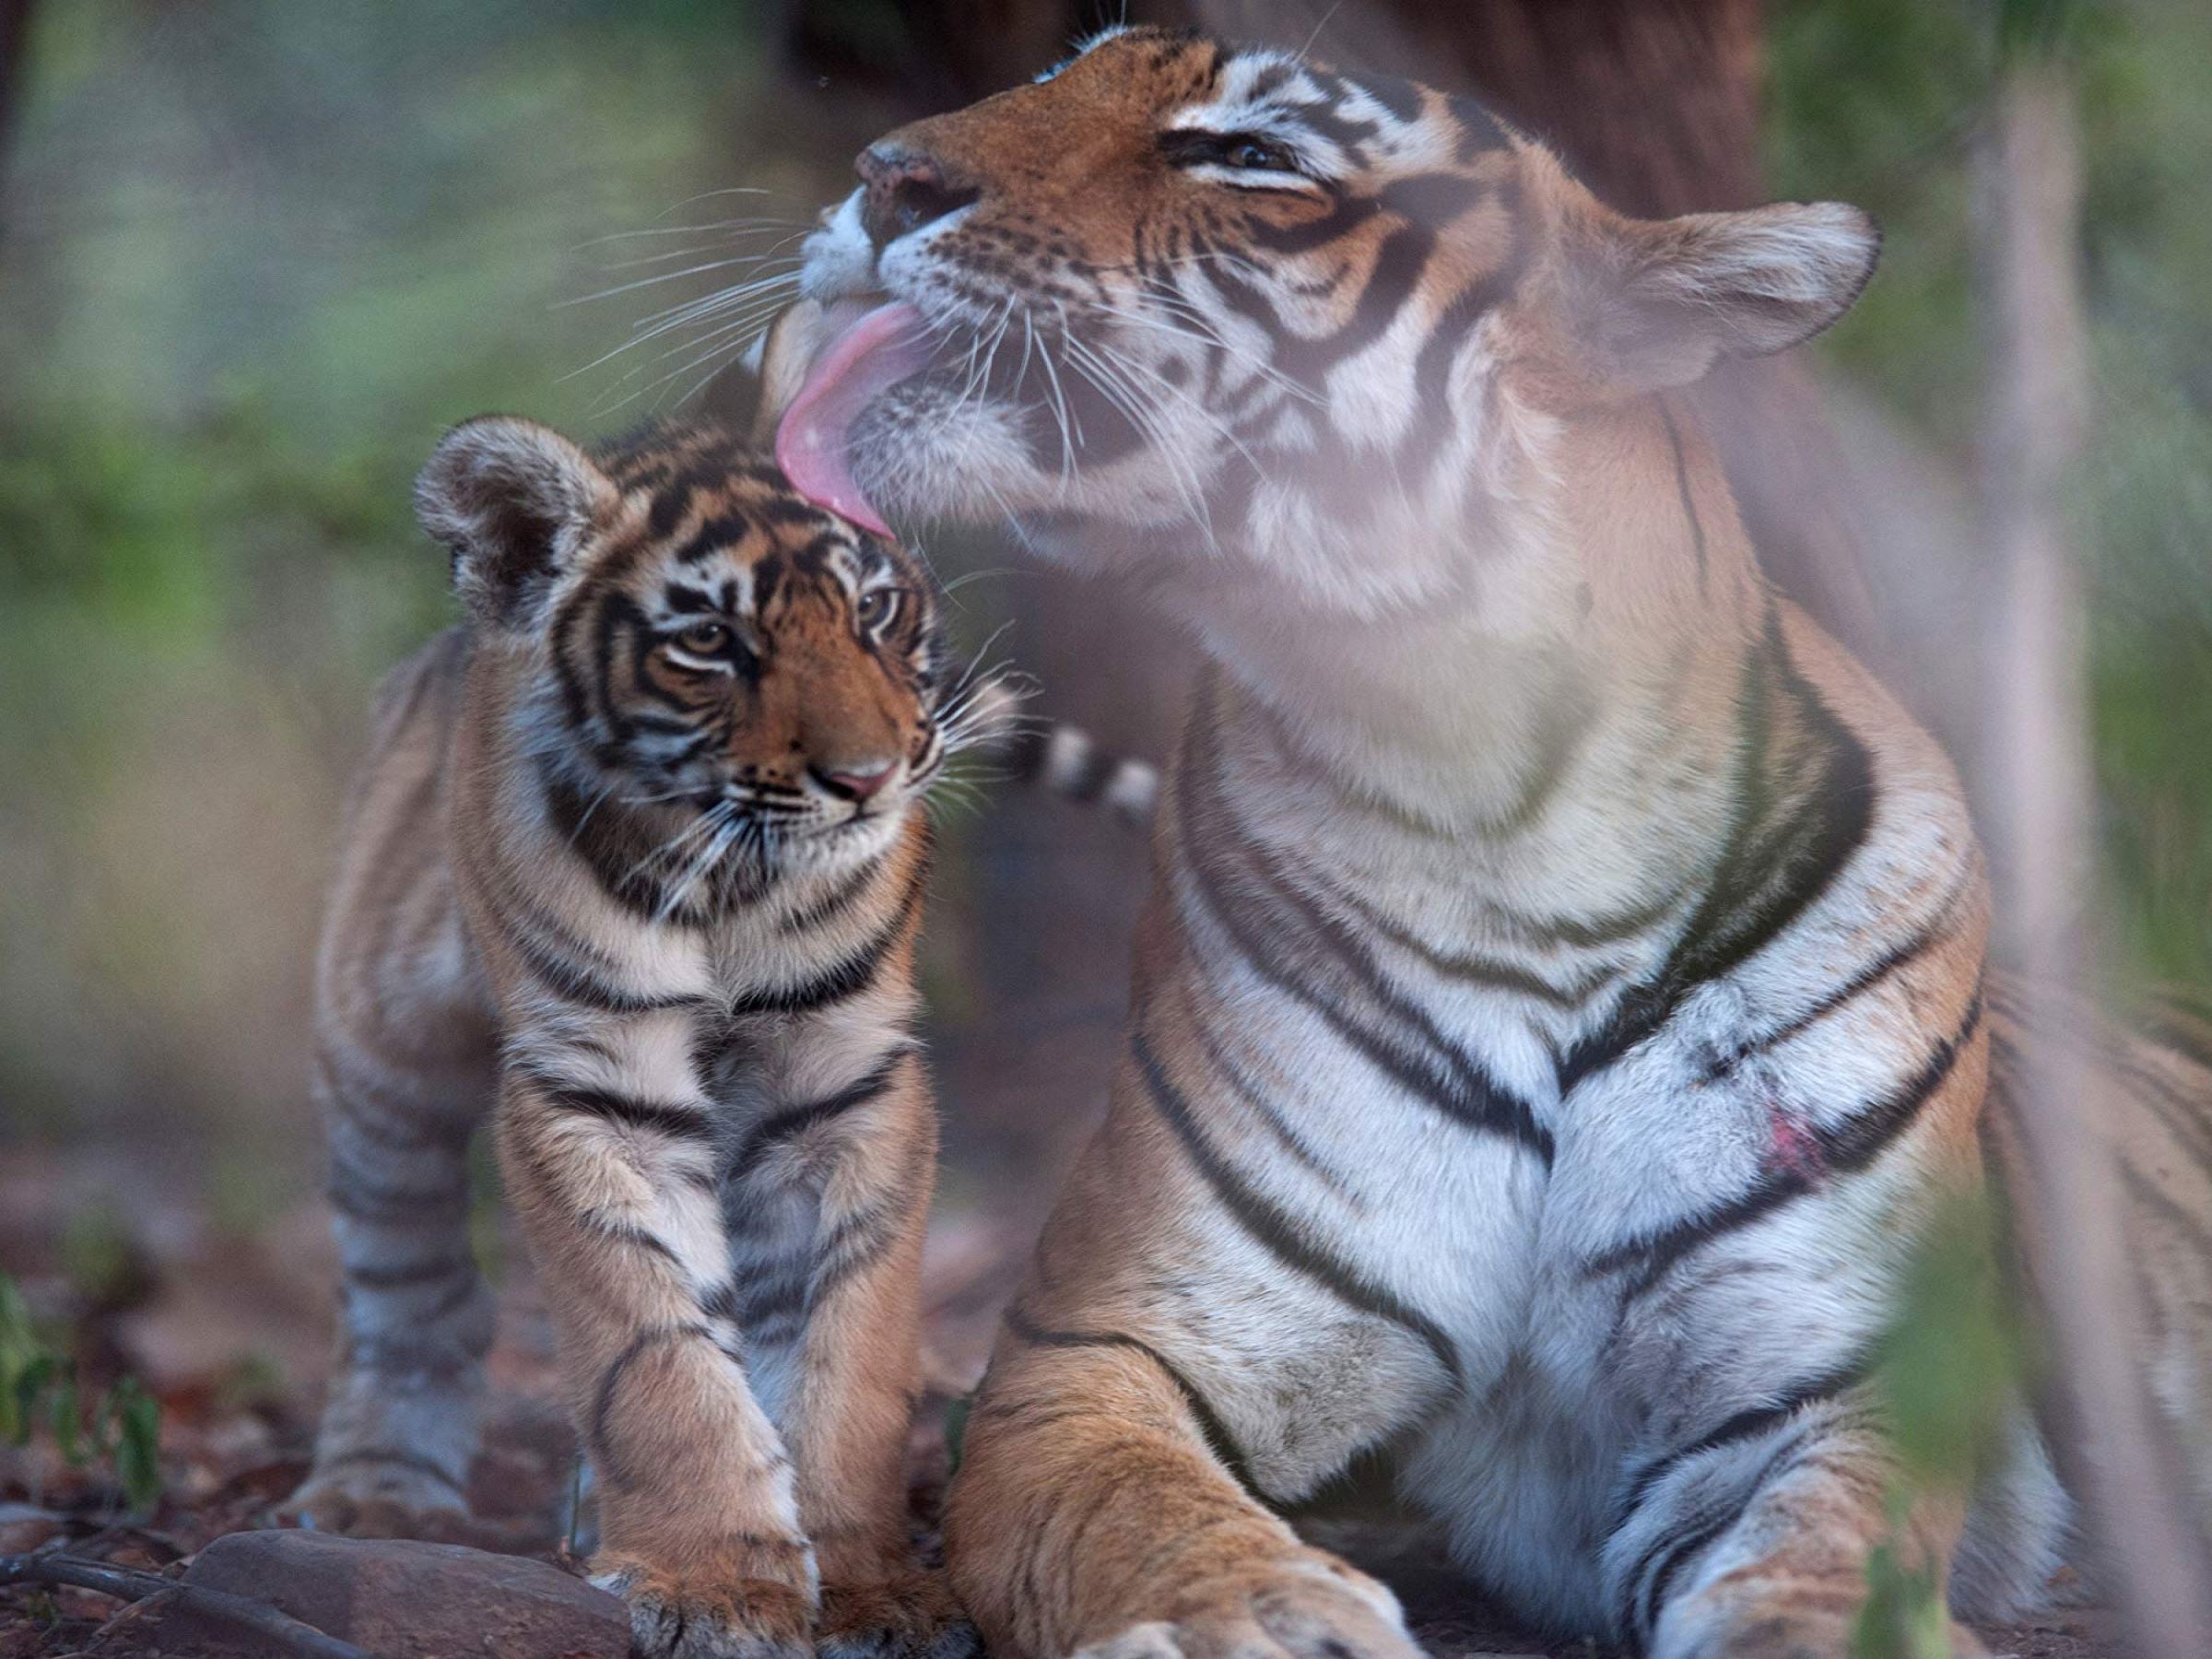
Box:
[7,1354,55,1447]
[49,1367,83,1465]
[106,1377,163,1514]
[943,1393,972,1477]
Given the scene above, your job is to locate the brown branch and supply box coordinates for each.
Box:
[0,1549,373,1659]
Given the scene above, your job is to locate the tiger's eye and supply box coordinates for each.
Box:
[1231,140,1282,170]
[855,589,900,630]
[672,620,733,656]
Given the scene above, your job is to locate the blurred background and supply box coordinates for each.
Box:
[0,0,2206,1650]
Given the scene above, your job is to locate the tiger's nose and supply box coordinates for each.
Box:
[855,143,976,251]
[812,759,900,803]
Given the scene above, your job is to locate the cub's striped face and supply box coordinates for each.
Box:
[418,417,959,888]
[764,26,1877,618]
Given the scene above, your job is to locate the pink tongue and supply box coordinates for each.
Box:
[774,300,932,536]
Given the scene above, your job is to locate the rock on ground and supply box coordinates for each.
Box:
[85,1530,629,1658]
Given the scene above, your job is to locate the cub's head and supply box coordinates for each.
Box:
[417,416,974,901]
[763,25,1877,618]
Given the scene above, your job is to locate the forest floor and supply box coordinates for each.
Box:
[0,1144,2127,1658]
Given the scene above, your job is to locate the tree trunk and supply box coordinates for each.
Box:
[0,0,38,234]
[1975,56,2212,1655]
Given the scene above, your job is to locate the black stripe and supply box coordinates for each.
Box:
[318,1052,477,1152]
[1182,696,1552,1160]
[724,1047,912,1175]
[503,915,701,1014]
[1481,881,1695,953]
[1585,993,1984,1291]
[1396,182,1524,490]
[1191,1019,1352,1194]
[778,856,886,936]
[347,1254,474,1292]
[589,1323,715,1483]
[726,856,924,1018]
[582,1214,683,1264]
[1696,864,1974,1087]
[1559,612,1877,1094]
[326,1176,466,1226]
[1335,878,1622,1010]
[1618,1433,1796,1646]
[1003,1302,1256,1494]
[1618,1355,1868,1521]
[1131,1028,1462,1390]
[526,1074,716,1143]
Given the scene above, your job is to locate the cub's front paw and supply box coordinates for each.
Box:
[281,1455,472,1541]
[593,1555,815,1659]
[1074,1551,1418,1659]
[818,1571,981,1659]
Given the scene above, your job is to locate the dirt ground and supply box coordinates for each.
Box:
[0,1147,2130,1658]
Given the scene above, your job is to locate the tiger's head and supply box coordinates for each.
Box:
[417,416,974,904]
[761,25,1876,622]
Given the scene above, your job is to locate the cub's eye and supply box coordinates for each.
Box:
[1226,136,1295,171]
[855,588,900,631]
[669,620,735,658]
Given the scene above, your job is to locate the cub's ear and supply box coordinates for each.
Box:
[415,416,615,630]
[1562,199,1880,396]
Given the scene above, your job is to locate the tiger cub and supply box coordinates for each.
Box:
[285,414,983,1659]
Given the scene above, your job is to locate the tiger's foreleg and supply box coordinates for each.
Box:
[1606,1394,1988,1659]
[748,1055,975,1659]
[946,1333,1420,1659]
[499,1066,817,1659]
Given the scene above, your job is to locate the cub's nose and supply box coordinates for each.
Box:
[855,142,977,251]
[812,759,900,803]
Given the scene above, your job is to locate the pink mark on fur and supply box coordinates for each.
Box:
[1766,1106,1828,1184]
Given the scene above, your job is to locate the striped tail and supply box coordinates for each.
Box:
[959,676,1160,829]
[1006,722,1160,827]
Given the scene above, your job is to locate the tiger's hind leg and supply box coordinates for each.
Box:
[286,878,500,1538]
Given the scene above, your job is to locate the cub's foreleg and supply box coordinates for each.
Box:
[289,1014,497,1536]
[500,1058,815,1659]
[731,1049,974,1659]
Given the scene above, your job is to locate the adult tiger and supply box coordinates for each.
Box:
[286,413,991,1659]
[747,24,2212,1659]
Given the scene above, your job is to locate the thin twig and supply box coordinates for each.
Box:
[0,1550,373,1659]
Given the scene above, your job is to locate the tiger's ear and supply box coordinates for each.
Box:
[1562,199,1880,396]
[416,416,615,630]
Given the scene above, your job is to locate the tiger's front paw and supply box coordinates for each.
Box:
[818,1571,981,1659]
[1654,1583,1992,1659]
[1073,1551,1418,1659]
[594,1554,816,1659]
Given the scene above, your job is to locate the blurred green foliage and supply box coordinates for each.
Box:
[0,0,832,1161]
[0,1276,164,1514]
[1770,0,2212,989]
[0,1,2204,1192]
